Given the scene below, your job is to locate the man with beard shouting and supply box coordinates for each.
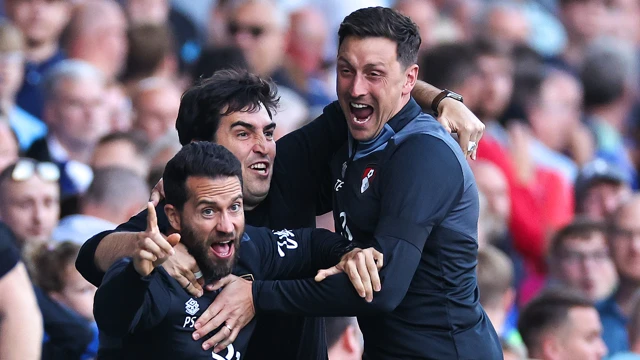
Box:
[93,142,380,360]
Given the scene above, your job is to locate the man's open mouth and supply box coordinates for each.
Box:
[210,240,234,259]
[349,102,374,124]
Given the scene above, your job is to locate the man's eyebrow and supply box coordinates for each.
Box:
[230,121,255,130]
[264,122,276,131]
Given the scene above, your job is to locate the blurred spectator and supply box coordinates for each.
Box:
[207,0,233,46]
[29,241,96,322]
[522,67,586,182]
[599,194,640,355]
[518,288,608,360]
[63,0,128,80]
[123,0,201,74]
[0,117,18,172]
[0,19,47,150]
[575,159,632,220]
[52,167,149,245]
[0,221,43,360]
[326,317,363,360]
[27,240,98,359]
[477,245,523,350]
[581,39,638,189]
[607,0,640,46]
[475,38,514,128]
[547,218,618,302]
[191,45,248,82]
[285,5,334,115]
[0,158,59,249]
[419,42,483,113]
[553,0,609,72]
[121,23,179,91]
[471,160,510,247]
[130,77,182,143]
[104,81,133,132]
[480,1,530,48]
[4,0,71,120]
[26,59,109,197]
[393,0,439,52]
[227,0,289,83]
[91,132,150,179]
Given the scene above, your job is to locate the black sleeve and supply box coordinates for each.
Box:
[252,136,465,315]
[0,222,20,278]
[273,101,346,215]
[249,227,352,280]
[93,259,170,337]
[76,202,170,287]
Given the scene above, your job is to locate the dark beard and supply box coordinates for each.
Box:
[180,225,240,283]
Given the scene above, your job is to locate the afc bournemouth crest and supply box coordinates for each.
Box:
[361,167,376,193]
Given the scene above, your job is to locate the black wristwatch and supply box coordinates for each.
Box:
[431,89,463,116]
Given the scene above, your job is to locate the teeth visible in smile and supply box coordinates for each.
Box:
[350,102,369,108]
[250,163,267,170]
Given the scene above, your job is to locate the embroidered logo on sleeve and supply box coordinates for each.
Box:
[272,229,298,257]
[185,298,200,316]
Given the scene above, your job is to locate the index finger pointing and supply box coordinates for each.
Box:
[147,202,159,232]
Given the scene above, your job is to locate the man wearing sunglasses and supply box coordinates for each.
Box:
[0,158,60,248]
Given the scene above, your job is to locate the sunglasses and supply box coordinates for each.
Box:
[11,159,60,182]
[227,22,266,38]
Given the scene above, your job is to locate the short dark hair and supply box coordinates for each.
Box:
[163,142,243,210]
[549,217,608,259]
[338,7,420,68]
[420,42,479,90]
[97,131,149,155]
[175,69,279,146]
[325,317,357,348]
[518,288,594,356]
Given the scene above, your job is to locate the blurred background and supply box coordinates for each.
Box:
[1,0,640,359]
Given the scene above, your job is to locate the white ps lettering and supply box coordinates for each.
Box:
[183,316,196,328]
[273,229,298,257]
[334,179,344,192]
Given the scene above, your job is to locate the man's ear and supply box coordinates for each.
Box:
[164,204,181,231]
[403,64,419,96]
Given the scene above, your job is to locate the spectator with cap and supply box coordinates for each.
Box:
[0,158,60,249]
[575,159,632,221]
[0,20,47,151]
[52,167,149,245]
[598,194,640,355]
[547,218,618,303]
[325,317,363,360]
[4,0,71,120]
[26,59,110,198]
[518,288,608,360]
